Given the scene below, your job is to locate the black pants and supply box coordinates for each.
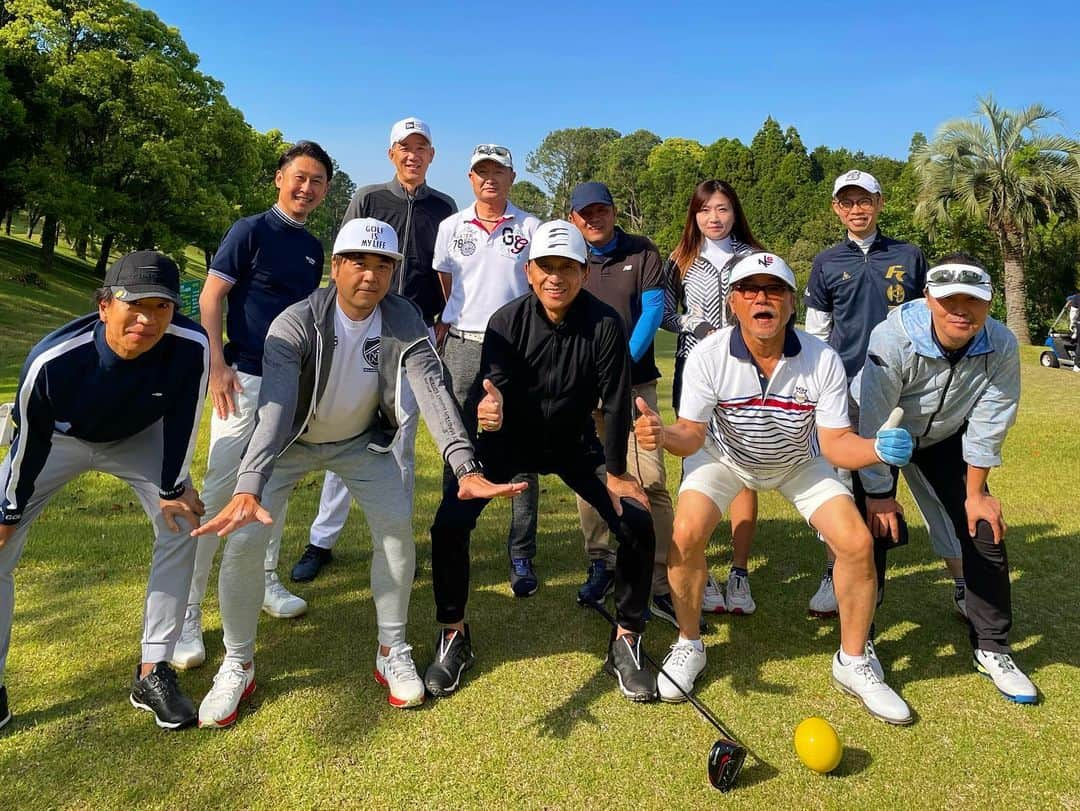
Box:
[431,450,655,634]
[860,430,1012,653]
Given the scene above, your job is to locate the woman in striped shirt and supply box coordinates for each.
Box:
[661,179,764,616]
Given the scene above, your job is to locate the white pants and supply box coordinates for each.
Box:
[187,371,282,608]
[309,373,420,550]
[219,436,414,663]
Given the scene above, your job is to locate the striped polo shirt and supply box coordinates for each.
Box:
[678,324,850,478]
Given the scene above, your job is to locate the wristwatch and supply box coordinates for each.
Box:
[454,459,484,480]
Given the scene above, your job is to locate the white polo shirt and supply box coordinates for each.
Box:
[679,325,850,480]
[434,201,539,332]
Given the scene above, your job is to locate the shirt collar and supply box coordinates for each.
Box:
[729,322,802,360]
[270,204,307,228]
[587,228,622,257]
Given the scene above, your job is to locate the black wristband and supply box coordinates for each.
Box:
[159,483,186,500]
[454,459,484,480]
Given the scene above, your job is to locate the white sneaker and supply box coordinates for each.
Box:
[864,638,885,681]
[657,639,707,703]
[724,571,756,615]
[262,571,307,618]
[974,650,1038,704]
[702,573,726,614]
[832,650,912,725]
[374,643,425,708]
[170,604,205,670]
[808,570,839,617]
[198,661,256,728]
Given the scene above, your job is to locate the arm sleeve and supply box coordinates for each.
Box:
[804,256,833,313]
[596,316,632,476]
[962,336,1020,468]
[660,259,710,337]
[158,331,210,498]
[913,247,928,291]
[208,219,254,285]
[432,219,455,274]
[1,364,55,524]
[857,327,906,497]
[677,340,721,423]
[403,338,475,473]
[629,288,664,362]
[234,310,308,500]
[814,348,852,429]
[804,307,833,341]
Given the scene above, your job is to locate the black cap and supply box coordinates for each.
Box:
[104,251,181,304]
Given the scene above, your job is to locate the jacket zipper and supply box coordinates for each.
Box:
[398,194,414,295]
[921,363,955,438]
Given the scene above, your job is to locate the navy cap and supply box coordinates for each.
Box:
[104,251,181,304]
[570,181,614,212]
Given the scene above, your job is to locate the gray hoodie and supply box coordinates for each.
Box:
[235,284,474,500]
[854,298,1020,496]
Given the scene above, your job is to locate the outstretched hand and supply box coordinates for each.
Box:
[865,496,905,542]
[160,487,206,533]
[477,378,504,433]
[458,474,528,501]
[190,493,272,538]
[633,396,664,452]
[606,472,650,516]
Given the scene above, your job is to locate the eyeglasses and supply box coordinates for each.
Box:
[473,144,512,159]
[834,196,877,211]
[733,282,789,299]
[927,266,990,286]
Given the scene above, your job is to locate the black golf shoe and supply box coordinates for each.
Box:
[0,684,10,730]
[423,625,475,697]
[291,544,333,583]
[129,662,196,730]
[604,632,658,702]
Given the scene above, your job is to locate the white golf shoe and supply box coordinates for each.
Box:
[832,650,912,725]
[262,571,307,618]
[974,650,1038,704]
[702,573,726,614]
[170,604,205,670]
[808,570,839,617]
[724,571,756,615]
[374,644,426,708]
[657,639,707,703]
[198,661,256,728]
[864,638,885,681]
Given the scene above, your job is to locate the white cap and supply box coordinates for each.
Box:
[832,169,881,197]
[727,252,797,290]
[926,262,993,302]
[332,218,403,261]
[469,143,514,170]
[389,117,432,147]
[528,219,587,264]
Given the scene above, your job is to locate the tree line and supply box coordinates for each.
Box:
[3,2,1079,342]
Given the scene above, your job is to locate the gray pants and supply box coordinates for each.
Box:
[440,333,538,559]
[0,424,196,683]
[218,435,414,664]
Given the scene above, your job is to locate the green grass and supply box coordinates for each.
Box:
[1,236,1079,808]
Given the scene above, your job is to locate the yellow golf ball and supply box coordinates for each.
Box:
[794,717,843,774]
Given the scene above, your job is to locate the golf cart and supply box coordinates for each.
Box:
[1039,303,1078,370]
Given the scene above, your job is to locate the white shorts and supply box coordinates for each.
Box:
[680,452,851,524]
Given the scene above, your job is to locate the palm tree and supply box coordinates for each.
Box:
[913,96,1080,344]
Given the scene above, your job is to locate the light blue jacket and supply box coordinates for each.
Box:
[852,299,1020,495]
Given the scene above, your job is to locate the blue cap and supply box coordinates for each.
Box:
[570,181,614,212]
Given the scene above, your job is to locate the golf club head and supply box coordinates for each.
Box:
[708,738,746,792]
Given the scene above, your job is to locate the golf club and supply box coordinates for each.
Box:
[586,599,750,792]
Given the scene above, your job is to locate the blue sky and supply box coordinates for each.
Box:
[146,0,1080,206]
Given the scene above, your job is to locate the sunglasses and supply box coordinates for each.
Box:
[732,282,789,299]
[473,144,512,159]
[927,266,990,286]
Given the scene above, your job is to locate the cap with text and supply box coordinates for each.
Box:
[926,262,993,302]
[529,219,587,264]
[389,117,432,147]
[832,169,881,198]
[727,251,797,291]
[469,143,513,170]
[333,218,404,261]
[104,250,181,304]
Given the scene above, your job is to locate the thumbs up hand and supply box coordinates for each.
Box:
[873,406,913,466]
[633,396,664,451]
[477,378,504,433]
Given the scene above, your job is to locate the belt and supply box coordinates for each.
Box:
[447,326,486,343]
